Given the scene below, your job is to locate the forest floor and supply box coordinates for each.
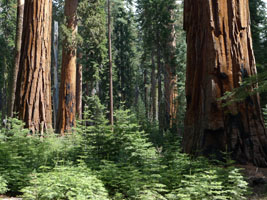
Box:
[238,165,267,200]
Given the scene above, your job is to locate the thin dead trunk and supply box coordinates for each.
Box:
[9,0,24,117]
[57,0,78,134]
[14,0,53,133]
[53,21,59,127]
[183,0,267,167]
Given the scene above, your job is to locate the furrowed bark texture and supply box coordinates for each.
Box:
[57,0,78,134]
[9,0,24,117]
[183,0,267,167]
[15,0,52,133]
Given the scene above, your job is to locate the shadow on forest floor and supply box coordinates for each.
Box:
[237,165,267,200]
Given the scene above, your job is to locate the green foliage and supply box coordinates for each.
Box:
[0,175,8,194]
[249,0,267,69]
[78,107,166,199]
[219,71,267,110]
[167,167,248,200]
[161,136,249,200]
[78,0,108,93]
[61,23,83,50]
[0,0,16,118]
[0,118,83,193]
[113,1,140,108]
[0,115,250,199]
[21,165,109,200]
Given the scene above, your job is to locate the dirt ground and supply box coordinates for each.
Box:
[237,165,267,200]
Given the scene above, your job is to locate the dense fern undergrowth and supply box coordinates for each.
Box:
[0,100,252,200]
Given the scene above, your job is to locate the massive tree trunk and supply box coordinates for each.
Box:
[14,0,53,133]
[9,0,24,117]
[183,0,267,167]
[57,0,78,134]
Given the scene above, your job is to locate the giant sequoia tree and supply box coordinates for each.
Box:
[14,0,52,133]
[57,0,78,134]
[183,0,267,167]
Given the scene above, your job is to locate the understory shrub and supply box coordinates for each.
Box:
[0,110,250,200]
[21,165,109,200]
[166,167,248,200]
[78,108,167,199]
[0,175,8,194]
[0,118,83,193]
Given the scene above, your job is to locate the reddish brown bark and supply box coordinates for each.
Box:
[57,0,78,134]
[164,14,178,129]
[14,0,53,133]
[183,0,267,167]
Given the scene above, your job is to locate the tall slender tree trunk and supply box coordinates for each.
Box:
[57,0,78,134]
[14,0,53,133]
[183,0,267,167]
[144,68,149,118]
[9,0,24,118]
[52,21,59,128]
[2,58,7,122]
[157,39,163,130]
[108,0,114,126]
[164,11,178,130]
[151,51,157,121]
[0,90,2,119]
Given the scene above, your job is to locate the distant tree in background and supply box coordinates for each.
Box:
[0,0,16,120]
[9,0,24,118]
[57,0,79,134]
[249,0,267,106]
